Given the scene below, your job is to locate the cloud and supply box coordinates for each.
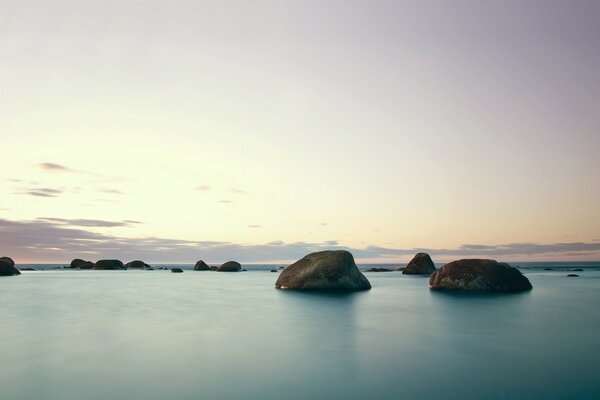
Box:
[196,185,211,191]
[20,188,64,198]
[38,162,76,172]
[2,217,600,264]
[230,188,245,194]
[36,218,142,228]
[247,225,261,228]
[98,188,127,195]
[218,200,233,203]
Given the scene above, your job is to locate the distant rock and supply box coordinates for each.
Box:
[93,259,124,270]
[71,258,94,269]
[20,267,36,271]
[217,261,241,272]
[571,268,584,272]
[278,266,284,270]
[242,269,247,272]
[271,269,278,272]
[395,267,405,271]
[194,260,210,271]
[567,274,579,277]
[275,250,371,290]
[125,260,151,269]
[0,257,20,276]
[429,259,532,293]
[171,268,184,273]
[544,268,554,271]
[403,253,436,275]
[365,267,393,272]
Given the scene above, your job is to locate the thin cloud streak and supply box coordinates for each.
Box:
[1,218,599,263]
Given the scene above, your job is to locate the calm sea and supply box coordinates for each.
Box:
[1,262,599,400]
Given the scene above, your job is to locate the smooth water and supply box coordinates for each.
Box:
[1,266,599,400]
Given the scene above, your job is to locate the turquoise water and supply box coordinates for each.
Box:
[1,265,599,400]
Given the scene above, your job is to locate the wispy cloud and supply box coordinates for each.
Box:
[36,218,142,228]
[38,162,77,173]
[196,185,211,191]
[230,188,245,194]
[98,188,127,195]
[219,200,233,203]
[247,225,261,228]
[20,188,64,198]
[1,217,599,263]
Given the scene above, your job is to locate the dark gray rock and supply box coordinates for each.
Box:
[275,250,371,290]
[217,261,241,272]
[93,259,124,270]
[429,259,532,292]
[19,267,36,271]
[403,253,436,275]
[567,274,579,277]
[125,260,151,269]
[194,260,210,271]
[209,266,218,271]
[270,269,278,272]
[71,258,94,269]
[0,257,20,276]
[171,268,184,273]
[571,268,584,272]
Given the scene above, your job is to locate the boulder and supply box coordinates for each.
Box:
[275,250,371,290]
[0,256,20,276]
[171,268,184,273]
[194,260,210,271]
[429,259,532,292]
[125,260,151,269]
[403,253,436,275]
[71,258,94,269]
[217,261,241,272]
[93,259,124,270]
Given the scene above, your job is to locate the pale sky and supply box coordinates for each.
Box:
[1,1,599,263]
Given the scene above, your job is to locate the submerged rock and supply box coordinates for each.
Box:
[217,261,241,272]
[171,268,184,273]
[365,267,393,272]
[275,250,371,291]
[571,268,584,272]
[567,274,579,277]
[429,259,532,292]
[403,253,436,275]
[270,269,278,272]
[194,260,210,271]
[71,258,94,269]
[20,267,36,271]
[0,257,20,276]
[125,260,151,269]
[93,259,124,270]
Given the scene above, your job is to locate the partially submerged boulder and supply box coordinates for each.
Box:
[217,261,241,272]
[194,260,210,271]
[171,268,184,273]
[429,259,532,292]
[93,259,124,270]
[0,256,20,276]
[125,260,151,269]
[403,253,436,275]
[71,258,94,269]
[275,250,371,290]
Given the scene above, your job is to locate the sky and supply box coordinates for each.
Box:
[1,0,599,264]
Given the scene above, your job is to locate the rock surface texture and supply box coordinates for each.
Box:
[429,259,532,292]
[275,250,371,290]
[403,253,436,275]
[93,259,125,270]
[217,261,241,272]
[194,260,210,271]
[0,256,20,276]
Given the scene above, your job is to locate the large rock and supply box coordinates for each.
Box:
[125,260,151,269]
[217,261,241,272]
[71,258,94,269]
[93,259,124,270]
[275,250,371,290]
[0,256,20,276]
[194,260,210,271]
[171,268,184,273]
[429,259,532,292]
[403,253,436,275]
